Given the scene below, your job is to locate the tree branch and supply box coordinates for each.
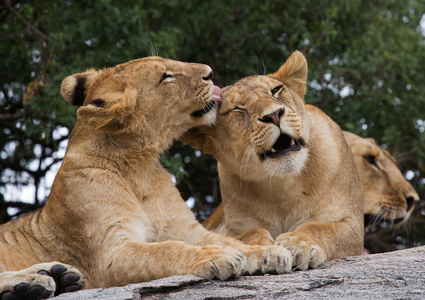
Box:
[5,0,50,41]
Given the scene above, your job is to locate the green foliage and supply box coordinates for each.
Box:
[1,0,424,251]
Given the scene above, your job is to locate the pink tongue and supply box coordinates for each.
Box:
[211,85,221,101]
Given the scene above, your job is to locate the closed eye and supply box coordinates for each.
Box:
[160,73,173,83]
[271,85,283,95]
[222,106,245,115]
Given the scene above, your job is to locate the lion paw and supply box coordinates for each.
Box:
[33,262,86,296]
[275,233,326,271]
[242,245,292,275]
[191,246,247,280]
[0,273,55,300]
[0,262,85,300]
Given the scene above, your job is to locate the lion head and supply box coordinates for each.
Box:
[343,131,419,229]
[182,51,311,181]
[61,57,220,151]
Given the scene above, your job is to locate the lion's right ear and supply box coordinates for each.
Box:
[269,51,308,100]
[61,69,100,106]
[180,127,216,156]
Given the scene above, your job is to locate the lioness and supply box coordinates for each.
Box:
[203,131,420,232]
[181,51,364,270]
[343,131,419,229]
[0,57,291,299]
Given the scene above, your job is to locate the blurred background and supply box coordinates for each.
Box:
[1,0,424,253]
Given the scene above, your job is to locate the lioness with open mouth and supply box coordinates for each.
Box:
[0,57,291,300]
[181,51,364,270]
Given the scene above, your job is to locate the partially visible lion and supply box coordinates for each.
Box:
[181,51,364,271]
[203,131,420,232]
[0,57,292,300]
[343,131,419,229]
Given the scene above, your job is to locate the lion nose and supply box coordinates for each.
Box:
[405,194,419,212]
[202,71,213,81]
[261,108,284,127]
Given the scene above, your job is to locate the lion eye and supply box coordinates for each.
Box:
[223,106,245,115]
[231,106,246,113]
[271,85,283,95]
[365,155,379,168]
[160,73,173,83]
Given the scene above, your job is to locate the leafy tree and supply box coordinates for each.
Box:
[1,0,424,252]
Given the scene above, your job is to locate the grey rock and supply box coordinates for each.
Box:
[55,245,425,299]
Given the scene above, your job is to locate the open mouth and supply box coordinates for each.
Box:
[191,100,217,118]
[262,133,304,159]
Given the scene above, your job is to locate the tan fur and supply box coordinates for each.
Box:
[343,131,419,229]
[181,51,364,270]
[203,131,420,232]
[0,57,293,297]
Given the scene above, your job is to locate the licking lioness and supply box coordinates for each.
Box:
[181,51,364,270]
[203,131,420,233]
[0,57,292,299]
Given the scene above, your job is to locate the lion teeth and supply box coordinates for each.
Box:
[290,140,295,146]
[271,148,277,153]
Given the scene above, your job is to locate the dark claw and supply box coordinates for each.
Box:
[62,273,80,284]
[13,283,29,294]
[27,285,46,297]
[51,265,67,276]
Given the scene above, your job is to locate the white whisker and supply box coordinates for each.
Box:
[144,43,160,56]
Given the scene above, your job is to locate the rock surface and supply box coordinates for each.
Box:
[55,245,425,299]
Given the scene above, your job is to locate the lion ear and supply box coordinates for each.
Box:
[180,126,216,155]
[269,51,308,99]
[77,89,138,134]
[365,138,377,145]
[61,69,100,106]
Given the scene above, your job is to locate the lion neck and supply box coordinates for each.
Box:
[66,121,173,169]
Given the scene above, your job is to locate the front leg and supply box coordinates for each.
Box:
[275,220,363,270]
[93,240,246,288]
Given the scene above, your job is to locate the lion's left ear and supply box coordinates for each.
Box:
[61,69,100,106]
[269,51,308,99]
[77,89,138,134]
